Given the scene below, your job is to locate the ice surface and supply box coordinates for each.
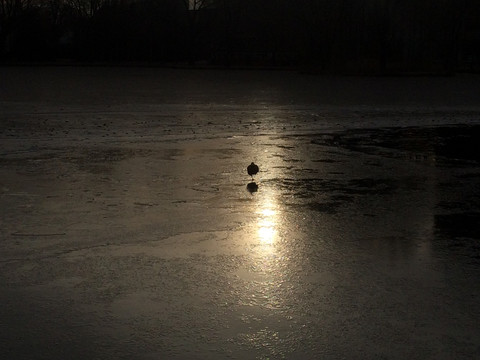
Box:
[1,67,480,359]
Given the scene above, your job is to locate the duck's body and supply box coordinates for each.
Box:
[247,162,259,179]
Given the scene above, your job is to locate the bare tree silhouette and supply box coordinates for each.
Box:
[0,0,478,73]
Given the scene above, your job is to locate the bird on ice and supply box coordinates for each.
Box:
[247,162,259,180]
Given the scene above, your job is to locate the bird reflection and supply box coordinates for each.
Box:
[247,182,258,193]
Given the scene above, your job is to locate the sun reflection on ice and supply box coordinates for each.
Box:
[237,139,299,316]
[235,187,294,314]
[256,198,278,247]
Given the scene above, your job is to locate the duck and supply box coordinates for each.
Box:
[247,162,259,180]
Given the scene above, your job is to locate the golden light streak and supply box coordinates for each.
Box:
[256,197,278,246]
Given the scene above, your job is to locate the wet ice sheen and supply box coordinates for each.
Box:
[1,67,480,359]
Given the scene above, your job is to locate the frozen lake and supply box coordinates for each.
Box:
[1,67,480,359]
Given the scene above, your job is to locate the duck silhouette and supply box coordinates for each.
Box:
[247,162,259,180]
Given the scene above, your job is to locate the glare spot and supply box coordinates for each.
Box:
[258,222,276,245]
[260,208,276,217]
[256,198,278,246]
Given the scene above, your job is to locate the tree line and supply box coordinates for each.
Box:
[1,0,479,74]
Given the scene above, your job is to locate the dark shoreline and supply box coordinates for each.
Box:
[2,61,477,77]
